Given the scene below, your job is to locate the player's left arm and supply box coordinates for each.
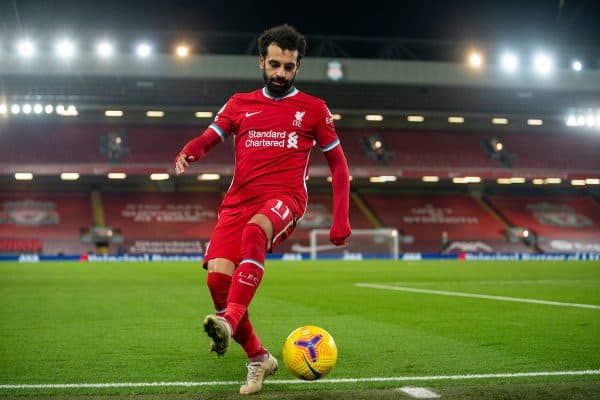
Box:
[315,101,351,246]
[324,145,351,245]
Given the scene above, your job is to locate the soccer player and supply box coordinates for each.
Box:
[174,24,351,394]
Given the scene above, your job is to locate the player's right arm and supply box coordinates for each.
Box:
[174,97,238,175]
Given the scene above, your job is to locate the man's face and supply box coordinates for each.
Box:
[260,44,300,96]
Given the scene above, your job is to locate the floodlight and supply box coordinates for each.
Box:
[136,43,152,58]
[60,172,80,181]
[33,104,43,114]
[0,104,7,114]
[533,53,553,75]
[55,39,76,59]
[107,172,127,180]
[175,45,190,58]
[15,172,33,180]
[22,104,32,114]
[150,173,169,181]
[467,52,483,68]
[11,104,20,114]
[45,104,54,114]
[16,39,36,58]
[572,60,582,71]
[500,52,519,72]
[96,41,114,58]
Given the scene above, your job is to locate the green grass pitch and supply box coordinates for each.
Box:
[0,260,599,399]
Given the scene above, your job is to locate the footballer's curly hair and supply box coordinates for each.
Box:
[258,24,306,61]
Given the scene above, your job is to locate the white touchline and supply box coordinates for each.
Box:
[1,370,599,389]
[356,283,600,310]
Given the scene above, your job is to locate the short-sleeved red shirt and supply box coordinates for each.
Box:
[208,87,340,217]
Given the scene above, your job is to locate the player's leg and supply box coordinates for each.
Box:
[224,198,297,394]
[225,197,298,331]
[205,260,267,359]
[204,258,235,355]
[202,209,247,356]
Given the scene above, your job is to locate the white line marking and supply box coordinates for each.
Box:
[356,283,600,310]
[1,370,599,389]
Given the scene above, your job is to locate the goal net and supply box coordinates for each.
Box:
[308,228,400,260]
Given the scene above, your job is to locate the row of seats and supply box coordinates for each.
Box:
[0,238,43,254]
[1,124,598,172]
[1,191,598,254]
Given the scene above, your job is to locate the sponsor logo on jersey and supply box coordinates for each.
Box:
[292,111,305,127]
[244,129,299,150]
[287,132,298,149]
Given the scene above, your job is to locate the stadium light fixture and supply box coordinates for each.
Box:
[136,43,152,58]
[197,173,221,181]
[146,110,165,118]
[96,41,115,58]
[105,110,123,117]
[422,176,439,183]
[544,177,561,184]
[365,114,383,121]
[527,118,543,126]
[532,178,544,185]
[11,104,20,114]
[533,53,553,76]
[492,117,508,125]
[175,45,190,58]
[571,179,586,186]
[195,111,213,118]
[33,104,43,114]
[16,39,36,58]
[369,176,396,183]
[448,116,464,124]
[585,178,599,185]
[0,104,6,115]
[107,172,127,179]
[510,177,526,183]
[150,173,169,181]
[14,172,33,180]
[407,115,424,122]
[60,172,80,181]
[55,39,76,59]
[497,178,512,184]
[22,104,32,114]
[500,52,519,73]
[58,105,78,116]
[452,176,481,184]
[45,104,54,114]
[571,60,583,71]
[467,52,483,69]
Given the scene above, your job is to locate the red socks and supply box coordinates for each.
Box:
[225,223,267,333]
[206,222,269,361]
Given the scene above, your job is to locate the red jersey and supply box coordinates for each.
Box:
[208,87,340,216]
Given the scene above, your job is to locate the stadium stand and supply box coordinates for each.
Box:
[101,191,221,254]
[2,125,598,179]
[486,194,600,253]
[0,192,94,254]
[360,193,532,253]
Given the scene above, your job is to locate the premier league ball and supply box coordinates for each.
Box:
[282,325,338,380]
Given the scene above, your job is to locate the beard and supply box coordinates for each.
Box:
[263,70,296,97]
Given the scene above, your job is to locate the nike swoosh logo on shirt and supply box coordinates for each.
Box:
[245,111,261,117]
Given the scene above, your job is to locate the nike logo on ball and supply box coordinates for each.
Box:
[245,111,261,117]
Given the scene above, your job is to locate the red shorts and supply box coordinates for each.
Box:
[203,196,299,267]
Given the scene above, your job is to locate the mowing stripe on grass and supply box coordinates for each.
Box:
[356,283,600,309]
[1,370,599,389]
